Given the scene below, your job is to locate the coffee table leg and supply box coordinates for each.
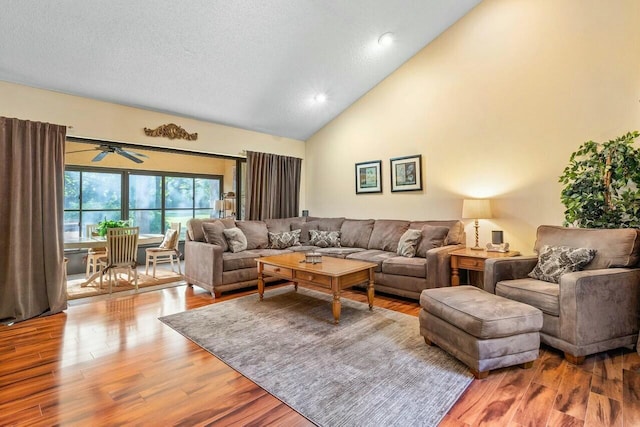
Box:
[294,281,298,291]
[257,265,264,301]
[332,292,341,324]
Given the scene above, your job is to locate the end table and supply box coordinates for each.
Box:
[450,248,521,287]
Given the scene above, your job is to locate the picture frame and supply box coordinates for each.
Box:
[355,160,382,194]
[390,154,423,192]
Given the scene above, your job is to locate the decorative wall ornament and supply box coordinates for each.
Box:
[143,123,198,140]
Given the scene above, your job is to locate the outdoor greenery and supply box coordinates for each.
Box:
[559,131,640,228]
[96,219,130,237]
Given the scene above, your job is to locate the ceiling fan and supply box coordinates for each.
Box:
[67,144,148,163]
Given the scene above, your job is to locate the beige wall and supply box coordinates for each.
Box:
[0,81,306,208]
[306,0,640,252]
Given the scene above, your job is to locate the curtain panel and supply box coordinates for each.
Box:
[0,117,67,323]
[245,151,302,220]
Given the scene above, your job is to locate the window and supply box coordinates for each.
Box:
[64,167,222,241]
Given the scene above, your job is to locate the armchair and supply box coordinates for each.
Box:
[484,225,640,364]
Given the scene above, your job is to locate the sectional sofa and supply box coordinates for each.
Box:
[184,216,465,299]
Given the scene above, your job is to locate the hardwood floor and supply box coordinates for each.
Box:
[2,283,640,426]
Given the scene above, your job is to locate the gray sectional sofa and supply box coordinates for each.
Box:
[184,216,465,299]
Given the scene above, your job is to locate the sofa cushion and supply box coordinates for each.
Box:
[495,279,560,317]
[534,225,640,269]
[222,250,259,271]
[397,229,422,257]
[340,219,374,248]
[296,221,319,244]
[309,230,341,248]
[236,221,269,250]
[312,217,346,231]
[264,217,305,233]
[202,221,229,251]
[187,218,235,242]
[382,256,427,278]
[251,248,294,257]
[268,229,301,249]
[347,249,397,272]
[528,245,597,283]
[416,225,449,258]
[288,245,318,253]
[368,220,409,252]
[316,247,366,258]
[223,227,248,253]
[409,220,464,246]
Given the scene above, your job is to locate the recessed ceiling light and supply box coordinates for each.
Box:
[378,32,394,46]
[314,93,327,103]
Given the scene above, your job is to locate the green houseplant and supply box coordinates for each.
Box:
[96,218,130,237]
[559,131,640,228]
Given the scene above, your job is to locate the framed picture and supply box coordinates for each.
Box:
[355,160,382,194]
[390,154,423,192]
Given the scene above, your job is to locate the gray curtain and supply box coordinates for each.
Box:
[245,151,302,220]
[0,117,67,323]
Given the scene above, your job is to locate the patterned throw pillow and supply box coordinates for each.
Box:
[309,230,341,248]
[528,245,597,283]
[159,229,179,249]
[268,229,302,249]
[222,227,248,253]
[397,229,422,257]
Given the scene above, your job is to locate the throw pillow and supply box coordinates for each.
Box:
[159,228,179,249]
[223,227,248,253]
[416,225,449,258]
[236,221,269,250]
[309,230,341,248]
[397,229,422,258]
[268,229,302,249]
[202,221,229,252]
[298,221,320,244]
[528,245,597,284]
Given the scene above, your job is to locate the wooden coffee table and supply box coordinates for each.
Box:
[256,252,377,324]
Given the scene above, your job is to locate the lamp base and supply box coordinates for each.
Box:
[470,246,484,251]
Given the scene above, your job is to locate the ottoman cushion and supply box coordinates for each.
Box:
[420,286,543,339]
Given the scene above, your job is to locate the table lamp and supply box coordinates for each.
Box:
[462,199,493,250]
[214,199,225,218]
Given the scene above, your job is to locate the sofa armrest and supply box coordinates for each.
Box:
[425,244,465,288]
[559,268,640,347]
[483,256,538,294]
[184,241,224,292]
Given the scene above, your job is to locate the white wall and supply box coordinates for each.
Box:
[305,0,640,252]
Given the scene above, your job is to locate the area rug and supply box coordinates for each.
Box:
[159,286,473,426]
[67,269,185,300]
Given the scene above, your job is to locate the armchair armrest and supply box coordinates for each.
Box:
[483,256,538,294]
[559,268,640,348]
[184,241,224,291]
[425,244,465,288]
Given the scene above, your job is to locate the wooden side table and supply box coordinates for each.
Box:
[450,248,521,287]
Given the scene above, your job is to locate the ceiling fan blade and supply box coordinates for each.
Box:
[115,148,144,163]
[66,148,100,154]
[92,151,109,162]
[122,149,148,158]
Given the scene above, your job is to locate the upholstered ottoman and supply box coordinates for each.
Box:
[419,286,543,378]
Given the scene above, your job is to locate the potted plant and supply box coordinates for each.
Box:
[96,218,131,237]
[559,131,640,228]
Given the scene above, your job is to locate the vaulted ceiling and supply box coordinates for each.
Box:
[0,1,481,140]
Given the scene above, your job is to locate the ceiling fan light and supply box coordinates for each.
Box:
[378,32,394,46]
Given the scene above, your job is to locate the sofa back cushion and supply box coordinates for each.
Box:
[202,221,229,251]
[416,225,449,258]
[340,219,374,248]
[409,220,465,245]
[368,220,410,252]
[236,221,269,250]
[187,218,235,242]
[534,225,640,269]
[306,217,345,231]
[264,217,306,233]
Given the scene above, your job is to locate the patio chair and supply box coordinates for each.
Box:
[145,222,182,278]
[99,227,140,294]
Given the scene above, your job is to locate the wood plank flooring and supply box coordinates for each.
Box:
[1,283,640,426]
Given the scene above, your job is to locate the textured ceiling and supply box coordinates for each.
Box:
[0,1,480,141]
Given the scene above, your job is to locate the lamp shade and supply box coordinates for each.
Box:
[214,200,225,210]
[462,199,493,219]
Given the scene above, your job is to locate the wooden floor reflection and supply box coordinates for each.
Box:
[1,283,640,426]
